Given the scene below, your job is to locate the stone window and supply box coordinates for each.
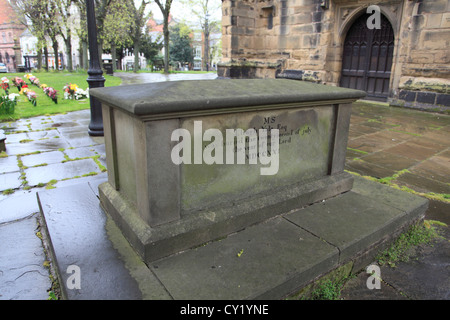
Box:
[262,6,275,30]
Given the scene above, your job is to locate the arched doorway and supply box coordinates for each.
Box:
[340,12,395,101]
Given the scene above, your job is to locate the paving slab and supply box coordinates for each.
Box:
[410,155,450,185]
[2,132,29,144]
[0,171,22,191]
[151,217,339,300]
[394,172,450,194]
[285,191,414,263]
[63,132,103,148]
[345,159,396,179]
[347,133,399,154]
[383,141,440,161]
[0,156,19,174]
[0,192,40,224]
[25,158,101,186]
[0,215,51,300]
[359,151,419,171]
[351,175,429,214]
[63,146,97,159]
[4,139,71,156]
[21,150,66,167]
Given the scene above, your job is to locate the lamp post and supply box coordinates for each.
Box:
[86,0,105,136]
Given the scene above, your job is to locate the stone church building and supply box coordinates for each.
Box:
[218,0,450,110]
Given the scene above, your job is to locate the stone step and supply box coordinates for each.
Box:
[37,175,427,300]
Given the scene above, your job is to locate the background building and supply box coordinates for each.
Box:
[0,0,26,72]
[219,0,449,110]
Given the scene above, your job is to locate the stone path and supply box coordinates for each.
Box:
[0,109,106,199]
[340,101,450,300]
[345,101,449,225]
[0,109,107,300]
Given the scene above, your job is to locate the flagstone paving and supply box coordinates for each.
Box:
[0,109,105,198]
[345,102,450,226]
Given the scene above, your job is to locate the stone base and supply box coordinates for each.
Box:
[37,175,428,300]
[98,172,354,264]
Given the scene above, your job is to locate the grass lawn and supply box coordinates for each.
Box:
[0,71,122,122]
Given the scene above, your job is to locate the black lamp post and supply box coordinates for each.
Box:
[86,0,105,136]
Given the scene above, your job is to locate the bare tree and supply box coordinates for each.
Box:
[127,0,151,73]
[181,0,221,71]
[154,0,173,74]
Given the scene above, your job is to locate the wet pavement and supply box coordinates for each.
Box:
[341,101,450,300]
[0,73,449,300]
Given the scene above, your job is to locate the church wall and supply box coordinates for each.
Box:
[219,0,450,109]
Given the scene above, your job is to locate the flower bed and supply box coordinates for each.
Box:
[64,83,89,100]
[20,85,37,106]
[43,86,58,103]
[1,77,10,94]
[12,77,25,91]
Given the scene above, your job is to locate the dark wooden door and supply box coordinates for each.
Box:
[340,13,394,100]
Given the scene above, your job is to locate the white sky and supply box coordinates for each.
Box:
[145,0,222,26]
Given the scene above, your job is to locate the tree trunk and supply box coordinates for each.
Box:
[52,40,59,70]
[163,13,170,74]
[82,40,88,70]
[66,33,73,72]
[43,46,49,71]
[111,43,117,71]
[98,39,103,67]
[37,47,42,71]
[134,40,140,73]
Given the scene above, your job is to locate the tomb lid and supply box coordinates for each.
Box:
[90,79,366,118]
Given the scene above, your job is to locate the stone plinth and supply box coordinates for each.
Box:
[90,79,366,263]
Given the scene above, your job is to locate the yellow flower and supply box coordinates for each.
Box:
[20,87,30,95]
[69,84,78,91]
[40,84,48,89]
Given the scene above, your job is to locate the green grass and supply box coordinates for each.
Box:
[0,71,122,122]
[376,220,445,267]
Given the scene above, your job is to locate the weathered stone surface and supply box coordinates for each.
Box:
[285,191,414,263]
[0,171,21,191]
[25,158,100,186]
[0,216,51,300]
[90,79,365,117]
[150,217,339,300]
[39,174,428,300]
[93,79,364,264]
[21,150,65,167]
[0,155,19,174]
[37,182,147,300]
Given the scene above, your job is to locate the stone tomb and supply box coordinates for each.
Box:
[90,79,366,263]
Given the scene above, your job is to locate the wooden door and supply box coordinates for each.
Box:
[340,13,394,100]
